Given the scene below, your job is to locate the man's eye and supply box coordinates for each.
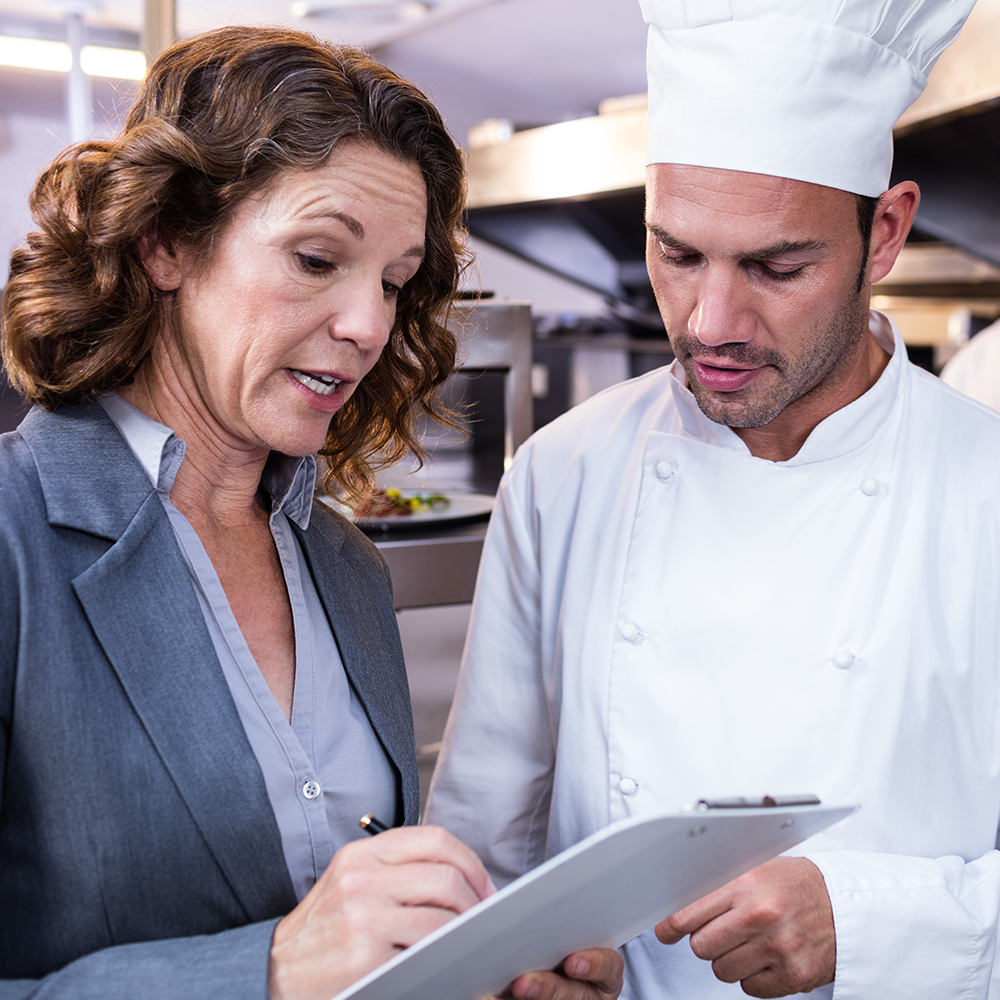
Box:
[657,243,700,266]
[757,264,804,282]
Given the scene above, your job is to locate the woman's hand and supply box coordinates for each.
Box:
[268,825,495,1000]
[489,947,625,1000]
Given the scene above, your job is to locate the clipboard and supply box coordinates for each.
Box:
[332,800,855,1000]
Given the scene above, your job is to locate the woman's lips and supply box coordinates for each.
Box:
[286,368,349,413]
[692,360,769,392]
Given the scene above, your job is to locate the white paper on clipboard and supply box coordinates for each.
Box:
[331,802,856,1000]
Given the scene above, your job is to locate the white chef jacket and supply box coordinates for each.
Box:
[426,312,1000,999]
[941,318,1000,413]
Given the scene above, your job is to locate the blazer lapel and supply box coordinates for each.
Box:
[22,403,296,919]
[296,510,420,825]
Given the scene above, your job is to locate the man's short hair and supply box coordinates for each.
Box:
[854,193,880,293]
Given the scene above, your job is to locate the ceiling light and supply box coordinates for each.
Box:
[81,45,145,79]
[0,36,145,79]
[290,0,434,23]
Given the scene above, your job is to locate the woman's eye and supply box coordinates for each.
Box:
[382,279,404,300]
[296,253,335,274]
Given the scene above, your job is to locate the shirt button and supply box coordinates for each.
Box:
[860,478,881,496]
[655,462,677,483]
[833,649,855,670]
[618,777,639,796]
[302,780,322,800]
[621,623,641,642]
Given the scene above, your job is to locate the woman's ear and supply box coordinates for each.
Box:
[139,232,184,291]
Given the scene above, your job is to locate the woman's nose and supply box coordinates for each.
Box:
[328,280,395,352]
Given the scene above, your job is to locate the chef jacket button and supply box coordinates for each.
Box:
[621,623,641,642]
[833,649,855,670]
[302,780,322,800]
[860,478,881,496]
[618,777,639,796]
[655,462,677,483]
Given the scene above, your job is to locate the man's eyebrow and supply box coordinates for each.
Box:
[645,223,695,253]
[646,223,831,261]
[744,238,832,260]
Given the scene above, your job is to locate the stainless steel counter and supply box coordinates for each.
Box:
[374,521,488,610]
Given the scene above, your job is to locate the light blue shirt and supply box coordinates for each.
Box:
[99,392,397,901]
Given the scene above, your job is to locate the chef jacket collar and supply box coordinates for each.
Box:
[669,309,902,465]
[98,390,316,528]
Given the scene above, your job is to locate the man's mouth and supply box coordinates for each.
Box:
[691,360,769,393]
[290,369,343,396]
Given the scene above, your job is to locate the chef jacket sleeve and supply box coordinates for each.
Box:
[425,458,556,886]
[804,848,1000,998]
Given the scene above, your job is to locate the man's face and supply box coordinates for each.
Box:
[645,164,874,437]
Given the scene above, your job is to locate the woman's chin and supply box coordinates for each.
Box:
[253,414,334,458]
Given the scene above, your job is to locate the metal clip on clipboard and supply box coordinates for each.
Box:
[693,794,823,811]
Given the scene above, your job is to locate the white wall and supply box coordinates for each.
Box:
[0,111,70,261]
[461,236,608,317]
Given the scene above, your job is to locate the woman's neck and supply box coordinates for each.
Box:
[120,352,271,531]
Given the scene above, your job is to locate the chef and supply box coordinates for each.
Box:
[426,1,1000,998]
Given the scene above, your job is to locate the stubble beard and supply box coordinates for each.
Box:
[672,289,871,430]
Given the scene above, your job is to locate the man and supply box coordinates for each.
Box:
[427,1,1000,997]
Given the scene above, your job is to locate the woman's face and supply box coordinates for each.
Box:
[145,141,427,458]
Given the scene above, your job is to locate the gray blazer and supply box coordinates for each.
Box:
[0,402,419,999]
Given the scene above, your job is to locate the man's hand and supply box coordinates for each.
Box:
[655,856,835,998]
[484,947,624,1000]
[269,825,495,1000]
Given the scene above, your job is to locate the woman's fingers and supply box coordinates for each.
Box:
[332,824,495,902]
[269,826,496,1000]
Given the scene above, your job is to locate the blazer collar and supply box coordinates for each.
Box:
[18,401,156,539]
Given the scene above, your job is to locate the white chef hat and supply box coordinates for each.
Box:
[640,0,975,196]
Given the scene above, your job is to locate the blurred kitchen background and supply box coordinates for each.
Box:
[3,0,1000,805]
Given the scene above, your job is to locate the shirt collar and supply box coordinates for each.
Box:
[260,449,317,528]
[98,391,316,528]
[668,309,904,464]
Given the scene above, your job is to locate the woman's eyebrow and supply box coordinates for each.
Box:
[302,209,366,239]
[298,210,425,262]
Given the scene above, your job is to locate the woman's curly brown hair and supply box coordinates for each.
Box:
[1,24,468,498]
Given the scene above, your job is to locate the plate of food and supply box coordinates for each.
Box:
[319,488,495,533]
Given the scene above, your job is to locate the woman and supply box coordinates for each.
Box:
[0,25,622,1000]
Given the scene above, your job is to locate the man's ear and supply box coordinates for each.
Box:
[867,181,920,286]
[139,232,184,291]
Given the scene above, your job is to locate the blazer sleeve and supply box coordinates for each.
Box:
[0,922,279,1000]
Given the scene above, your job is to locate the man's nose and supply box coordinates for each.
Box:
[688,270,755,347]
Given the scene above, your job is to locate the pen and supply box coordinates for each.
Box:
[359,813,390,835]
